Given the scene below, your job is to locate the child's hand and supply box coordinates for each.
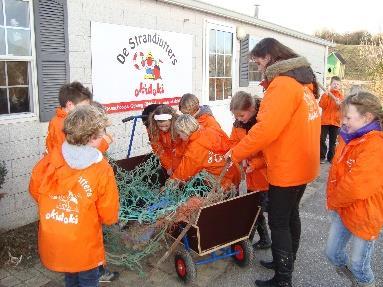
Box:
[246,166,255,173]
[103,133,114,144]
[224,150,232,161]
[167,169,173,176]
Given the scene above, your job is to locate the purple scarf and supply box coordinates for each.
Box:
[339,120,382,144]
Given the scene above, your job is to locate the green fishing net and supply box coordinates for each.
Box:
[104,154,232,274]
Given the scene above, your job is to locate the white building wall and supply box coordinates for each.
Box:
[0,0,327,231]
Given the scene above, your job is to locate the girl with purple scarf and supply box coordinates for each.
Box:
[325,91,383,287]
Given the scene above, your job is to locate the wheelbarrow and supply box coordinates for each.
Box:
[169,192,261,283]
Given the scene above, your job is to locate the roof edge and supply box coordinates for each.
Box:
[159,0,335,47]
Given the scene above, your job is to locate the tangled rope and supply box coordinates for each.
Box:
[105,154,235,274]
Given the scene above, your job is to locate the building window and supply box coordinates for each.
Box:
[248,36,262,83]
[0,0,33,115]
[208,27,233,101]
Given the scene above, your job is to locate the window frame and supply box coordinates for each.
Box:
[248,35,262,87]
[203,19,237,106]
[0,0,39,123]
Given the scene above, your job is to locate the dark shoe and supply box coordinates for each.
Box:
[260,259,275,270]
[99,269,120,283]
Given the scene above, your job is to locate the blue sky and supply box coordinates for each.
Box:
[201,0,383,35]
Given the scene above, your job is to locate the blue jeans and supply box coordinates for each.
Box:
[65,266,99,287]
[325,211,375,284]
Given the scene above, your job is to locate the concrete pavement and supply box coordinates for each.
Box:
[1,163,382,287]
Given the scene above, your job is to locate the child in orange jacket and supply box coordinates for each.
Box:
[319,76,344,163]
[229,91,270,250]
[171,114,239,190]
[325,92,383,287]
[45,82,111,154]
[147,105,186,176]
[30,105,119,286]
[179,93,221,130]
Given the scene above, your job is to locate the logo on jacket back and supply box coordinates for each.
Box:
[45,191,80,225]
[207,151,224,164]
[303,87,320,121]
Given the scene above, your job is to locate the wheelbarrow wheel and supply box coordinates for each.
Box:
[174,249,196,283]
[231,239,254,267]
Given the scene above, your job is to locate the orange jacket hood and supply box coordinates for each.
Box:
[190,127,230,154]
[195,105,222,130]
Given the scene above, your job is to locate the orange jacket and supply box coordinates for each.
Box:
[150,131,186,171]
[231,76,321,187]
[319,89,344,127]
[29,146,119,272]
[327,131,383,240]
[195,105,222,130]
[197,114,221,130]
[46,108,110,154]
[172,127,239,189]
[230,126,268,191]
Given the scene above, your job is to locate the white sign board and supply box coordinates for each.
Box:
[91,22,193,113]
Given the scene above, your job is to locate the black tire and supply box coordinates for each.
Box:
[231,239,254,267]
[174,249,197,283]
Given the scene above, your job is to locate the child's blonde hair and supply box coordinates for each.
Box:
[175,114,199,136]
[230,91,261,112]
[179,93,199,114]
[342,91,383,128]
[148,105,179,142]
[64,105,109,145]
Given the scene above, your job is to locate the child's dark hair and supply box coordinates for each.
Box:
[230,91,261,113]
[251,38,299,67]
[59,81,93,107]
[142,104,161,128]
[342,91,383,129]
[148,105,179,142]
[331,76,341,83]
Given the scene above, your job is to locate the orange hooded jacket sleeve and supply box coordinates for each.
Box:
[197,114,221,130]
[172,127,239,188]
[150,131,185,171]
[231,76,321,187]
[46,108,67,154]
[29,148,119,272]
[319,89,344,127]
[230,126,268,191]
[327,131,383,240]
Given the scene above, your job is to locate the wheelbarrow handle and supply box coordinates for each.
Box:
[121,115,148,123]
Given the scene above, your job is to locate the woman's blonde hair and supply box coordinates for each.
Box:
[179,93,199,114]
[148,105,179,142]
[342,91,383,128]
[175,114,199,136]
[64,105,109,145]
[230,91,261,112]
